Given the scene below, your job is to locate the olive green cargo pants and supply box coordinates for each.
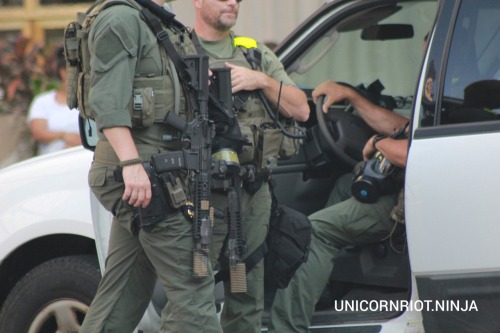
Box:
[80,212,222,333]
[80,146,222,333]
[82,158,270,332]
[210,183,272,333]
[268,174,397,332]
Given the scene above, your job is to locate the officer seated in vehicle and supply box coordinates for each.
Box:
[268,80,409,333]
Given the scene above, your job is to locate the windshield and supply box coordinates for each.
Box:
[286,1,437,99]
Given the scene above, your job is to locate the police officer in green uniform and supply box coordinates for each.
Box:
[268,81,409,332]
[191,0,309,332]
[78,0,222,332]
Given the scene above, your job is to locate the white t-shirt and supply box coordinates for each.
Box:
[27,90,80,155]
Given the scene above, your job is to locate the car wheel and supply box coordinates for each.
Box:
[0,255,101,333]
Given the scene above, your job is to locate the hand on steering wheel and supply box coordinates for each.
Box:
[315,94,374,167]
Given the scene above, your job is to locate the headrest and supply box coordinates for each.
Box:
[463,80,500,109]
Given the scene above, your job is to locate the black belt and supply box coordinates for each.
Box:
[210,171,269,195]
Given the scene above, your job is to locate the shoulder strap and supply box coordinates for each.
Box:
[214,242,268,284]
[191,30,204,55]
[135,0,186,33]
[100,0,135,11]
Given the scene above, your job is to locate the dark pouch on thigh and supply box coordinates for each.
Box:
[137,164,176,232]
[237,200,312,289]
[114,163,176,232]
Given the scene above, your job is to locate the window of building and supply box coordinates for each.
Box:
[0,0,23,6]
[40,0,92,4]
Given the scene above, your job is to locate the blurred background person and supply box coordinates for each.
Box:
[0,34,43,166]
[27,46,81,155]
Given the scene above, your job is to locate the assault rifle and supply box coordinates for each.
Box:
[208,68,249,293]
[209,67,248,154]
[151,55,213,279]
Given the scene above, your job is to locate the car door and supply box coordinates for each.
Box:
[273,0,437,216]
[406,0,500,332]
[267,0,437,330]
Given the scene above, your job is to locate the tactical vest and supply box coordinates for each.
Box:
[201,35,299,169]
[63,0,195,128]
[205,42,265,166]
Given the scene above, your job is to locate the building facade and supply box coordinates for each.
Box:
[0,0,326,49]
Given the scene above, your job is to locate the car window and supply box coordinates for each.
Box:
[428,0,500,126]
[287,1,436,116]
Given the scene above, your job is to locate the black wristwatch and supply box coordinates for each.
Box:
[372,134,387,149]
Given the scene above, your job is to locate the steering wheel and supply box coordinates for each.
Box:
[316,94,374,167]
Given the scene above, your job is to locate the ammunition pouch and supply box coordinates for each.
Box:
[77,72,92,118]
[131,75,184,128]
[63,20,81,110]
[238,113,299,172]
[237,122,283,172]
[255,124,282,172]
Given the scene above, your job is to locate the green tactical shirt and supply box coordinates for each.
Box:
[88,2,189,150]
[89,4,157,130]
[196,33,299,165]
[197,34,295,87]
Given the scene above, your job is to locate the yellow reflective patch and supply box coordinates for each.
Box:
[233,36,257,49]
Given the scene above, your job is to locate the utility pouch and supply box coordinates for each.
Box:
[129,75,179,128]
[131,87,155,128]
[63,21,81,110]
[66,65,79,109]
[279,123,301,158]
[114,163,174,232]
[265,205,311,289]
[77,73,93,118]
[158,171,187,209]
[255,125,281,172]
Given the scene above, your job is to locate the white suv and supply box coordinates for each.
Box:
[1,0,500,332]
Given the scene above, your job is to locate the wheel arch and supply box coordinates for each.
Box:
[0,234,97,310]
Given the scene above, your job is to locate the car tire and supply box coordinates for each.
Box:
[0,255,101,333]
